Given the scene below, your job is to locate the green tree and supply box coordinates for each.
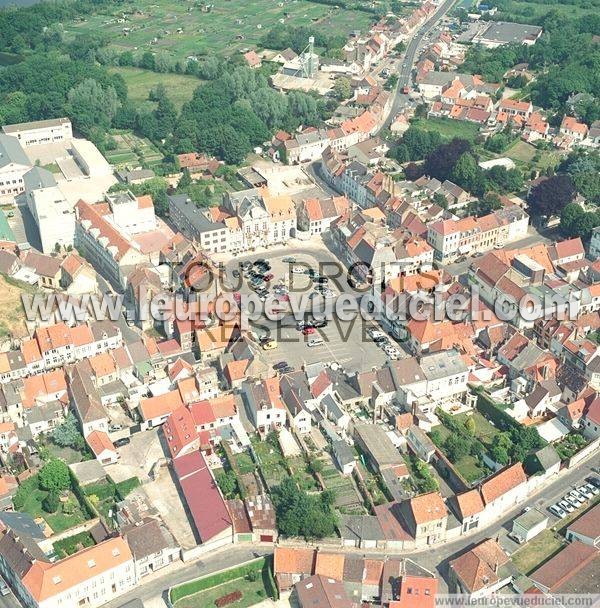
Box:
[38,459,71,494]
[67,78,119,138]
[42,492,60,514]
[332,77,352,101]
[465,416,476,436]
[52,413,85,451]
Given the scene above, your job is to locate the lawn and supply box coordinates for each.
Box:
[505,140,564,171]
[233,450,256,475]
[64,0,376,59]
[411,117,481,142]
[53,531,95,558]
[511,529,566,575]
[21,487,88,534]
[108,67,201,110]
[170,557,277,607]
[288,456,318,492]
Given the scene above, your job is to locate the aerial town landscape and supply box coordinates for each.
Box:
[0,0,599,606]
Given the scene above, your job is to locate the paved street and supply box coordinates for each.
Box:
[381,0,458,131]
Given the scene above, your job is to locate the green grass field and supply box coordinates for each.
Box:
[495,0,598,21]
[108,66,201,109]
[505,140,564,171]
[64,0,376,59]
[411,117,481,142]
[511,529,565,575]
[21,487,89,534]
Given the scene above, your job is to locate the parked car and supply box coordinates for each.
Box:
[109,424,123,432]
[564,495,582,509]
[282,256,296,263]
[115,437,130,448]
[241,261,252,270]
[570,489,587,502]
[307,337,324,347]
[273,361,289,371]
[369,329,385,339]
[558,500,574,513]
[263,273,274,281]
[302,327,316,335]
[584,482,599,496]
[232,269,240,278]
[280,365,294,374]
[262,339,278,351]
[548,504,567,519]
[0,577,9,596]
[292,266,306,274]
[588,476,600,488]
[311,319,327,328]
[577,485,594,499]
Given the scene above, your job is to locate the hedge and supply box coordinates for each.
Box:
[170,557,269,604]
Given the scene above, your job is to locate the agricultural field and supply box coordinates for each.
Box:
[105,130,164,170]
[64,0,377,60]
[108,66,202,109]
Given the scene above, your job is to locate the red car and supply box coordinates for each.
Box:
[263,273,274,281]
[302,327,316,335]
[279,294,289,301]
[232,292,241,303]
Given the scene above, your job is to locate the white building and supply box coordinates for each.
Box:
[71,138,112,177]
[0,533,137,608]
[2,118,72,147]
[23,167,75,253]
[0,134,31,201]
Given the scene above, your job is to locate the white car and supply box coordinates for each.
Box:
[368,329,385,339]
[577,485,593,499]
[584,482,599,496]
[564,495,582,509]
[548,504,567,519]
[291,266,306,274]
[558,500,574,513]
[570,489,587,502]
[307,337,324,347]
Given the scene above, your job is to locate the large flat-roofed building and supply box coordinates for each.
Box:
[2,118,72,147]
[70,138,112,178]
[472,21,542,48]
[23,167,75,254]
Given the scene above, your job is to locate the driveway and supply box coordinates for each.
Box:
[110,428,164,483]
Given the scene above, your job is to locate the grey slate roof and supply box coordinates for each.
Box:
[0,134,30,169]
[23,166,57,192]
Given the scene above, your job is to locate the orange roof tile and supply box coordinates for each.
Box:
[139,390,184,421]
[22,537,132,602]
[87,430,116,457]
[481,463,527,504]
[409,492,447,524]
[314,552,345,580]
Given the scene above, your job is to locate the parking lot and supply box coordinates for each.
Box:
[222,248,396,373]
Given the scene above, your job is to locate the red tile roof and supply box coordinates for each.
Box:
[480,463,527,504]
[172,451,232,542]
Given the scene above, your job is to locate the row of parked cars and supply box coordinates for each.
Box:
[367,327,403,360]
[548,477,599,519]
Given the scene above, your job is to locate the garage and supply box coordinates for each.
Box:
[260,534,274,542]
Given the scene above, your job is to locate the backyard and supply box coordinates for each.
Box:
[16,475,90,534]
[505,140,564,171]
[431,411,498,483]
[319,455,364,513]
[64,0,377,59]
[251,435,290,491]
